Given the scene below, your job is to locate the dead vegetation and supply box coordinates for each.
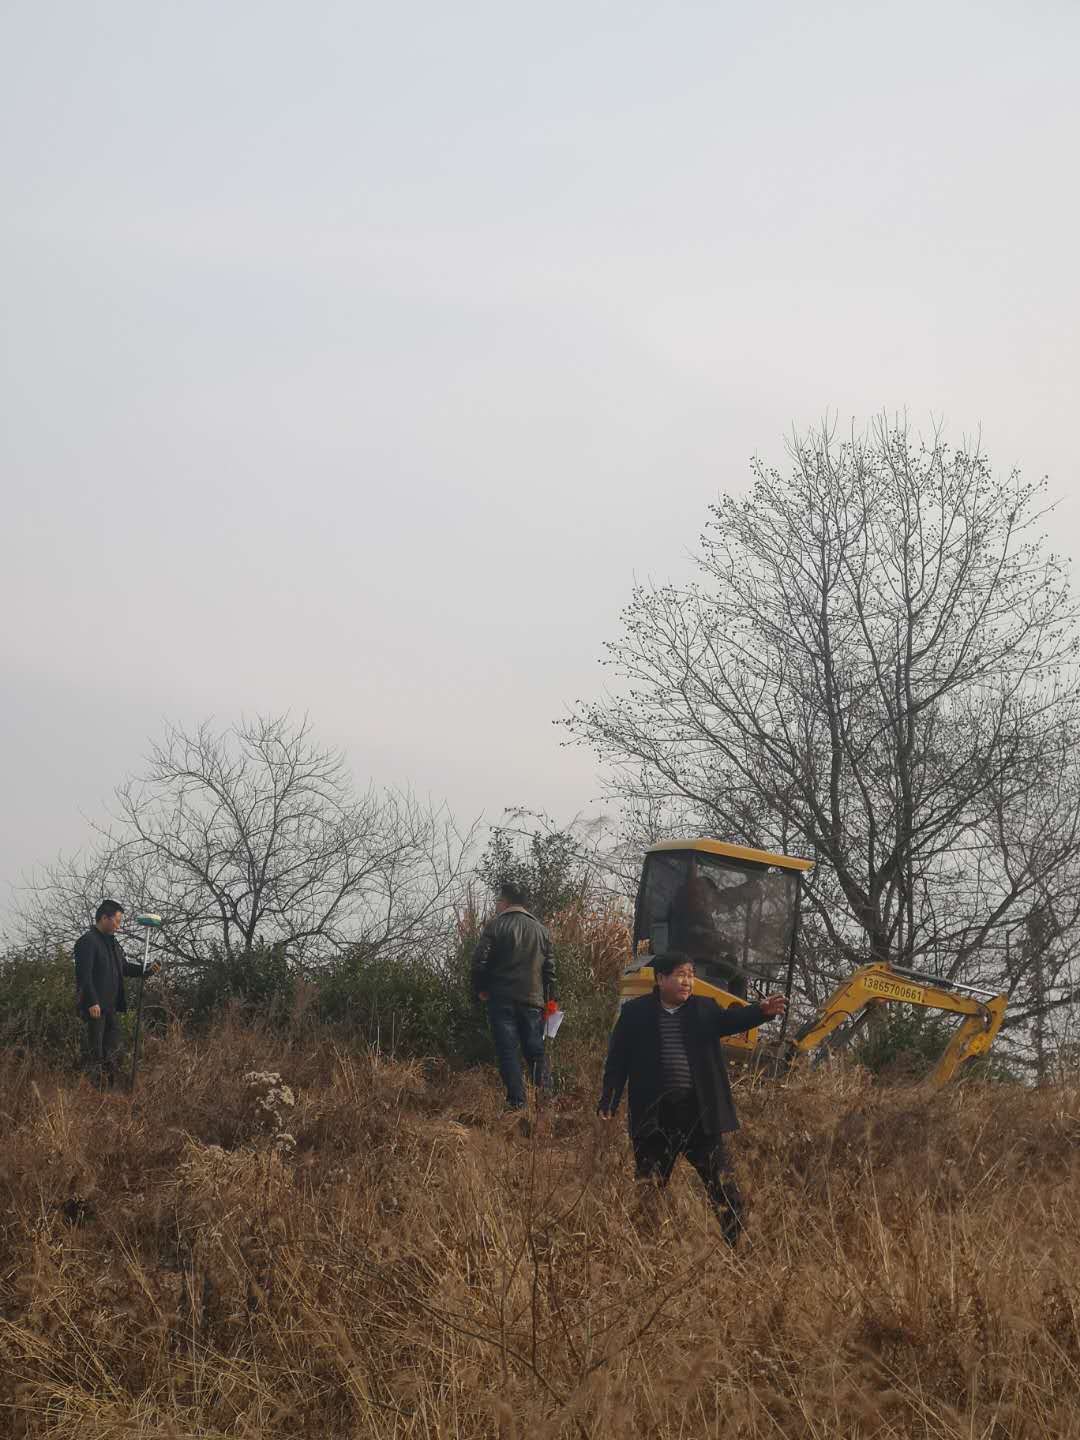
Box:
[3,1023,1080,1438]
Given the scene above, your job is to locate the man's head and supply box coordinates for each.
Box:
[495,880,529,913]
[653,950,695,1006]
[95,899,124,934]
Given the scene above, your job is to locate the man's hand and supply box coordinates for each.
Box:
[759,994,787,1019]
[148,961,161,976]
[478,991,489,1002]
[88,1004,101,1020]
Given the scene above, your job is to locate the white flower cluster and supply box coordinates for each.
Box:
[243,1070,296,1153]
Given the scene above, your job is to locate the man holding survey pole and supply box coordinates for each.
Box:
[472,881,557,1111]
[73,900,158,1089]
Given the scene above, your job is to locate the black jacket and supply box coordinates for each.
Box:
[471,908,556,1008]
[599,993,768,1137]
[73,927,144,1015]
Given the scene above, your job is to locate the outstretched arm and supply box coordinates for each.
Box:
[121,949,150,978]
[709,994,786,1037]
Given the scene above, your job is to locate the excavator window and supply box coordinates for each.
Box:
[634,850,798,999]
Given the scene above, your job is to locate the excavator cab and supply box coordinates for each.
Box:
[620,839,812,1052]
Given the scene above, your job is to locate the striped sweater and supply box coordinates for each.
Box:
[658,1004,694,1096]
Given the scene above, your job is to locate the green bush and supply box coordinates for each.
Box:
[850,1005,950,1079]
[851,1004,1016,1083]
[477,821,588,921]
[317,940,492,1062]
[0,944,83,1065]
[176,942,295,1025]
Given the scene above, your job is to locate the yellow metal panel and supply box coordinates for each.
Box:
[861,973,925,1005]
[645,839,814,872]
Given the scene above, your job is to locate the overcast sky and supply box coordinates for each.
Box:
[2,0,1078,926]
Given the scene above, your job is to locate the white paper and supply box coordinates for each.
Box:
[544,1008,565,1039]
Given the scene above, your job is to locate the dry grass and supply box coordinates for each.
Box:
[3,1022,1080,1439]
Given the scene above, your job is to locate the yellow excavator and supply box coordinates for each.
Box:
[620,838,1007,1086]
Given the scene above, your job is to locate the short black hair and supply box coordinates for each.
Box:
[498,880,529,908]
[95,899,124,922]
[652,950,694,976]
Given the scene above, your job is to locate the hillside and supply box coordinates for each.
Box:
[2,1024,1079,1439]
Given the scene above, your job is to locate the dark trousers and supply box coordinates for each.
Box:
[633,1092,745,1245]
[82,1011,124,1088]
[486,997,546,1108]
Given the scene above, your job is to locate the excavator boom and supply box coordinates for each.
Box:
[792,962,1007,1085]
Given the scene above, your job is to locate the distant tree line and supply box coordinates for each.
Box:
[1,738,622,1072]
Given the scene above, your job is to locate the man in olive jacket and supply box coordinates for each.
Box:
[73,899,155,1088]
[472,881,556,1110]
[598,950,786,1244]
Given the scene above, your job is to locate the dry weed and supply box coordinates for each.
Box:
[1,1028,1080,1437]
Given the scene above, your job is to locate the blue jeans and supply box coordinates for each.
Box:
[486,997,546,1108]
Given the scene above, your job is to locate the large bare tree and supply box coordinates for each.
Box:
[22,715,473,976]
[568,420,1080,1024]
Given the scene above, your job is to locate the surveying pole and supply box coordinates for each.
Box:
[129,913,162,1093]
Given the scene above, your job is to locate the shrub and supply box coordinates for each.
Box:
[851,1003,1017,1083]
[176,942,296,1025]
[316,941,491,1063]
[0,944,83,1065]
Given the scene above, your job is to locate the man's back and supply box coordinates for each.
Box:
[473,889,557,1110]
[472,908,555,1009]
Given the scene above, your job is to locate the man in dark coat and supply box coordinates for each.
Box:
[73,900,156,1088]
[597,950,786,1244]
[472,881,557,1110]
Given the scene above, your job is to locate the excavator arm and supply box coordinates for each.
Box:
[620,955,1007,1082]
[791,962,1007,1086]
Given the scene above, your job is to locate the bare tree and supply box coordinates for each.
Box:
[22,715,474,976]
[567,419,1080,1024]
